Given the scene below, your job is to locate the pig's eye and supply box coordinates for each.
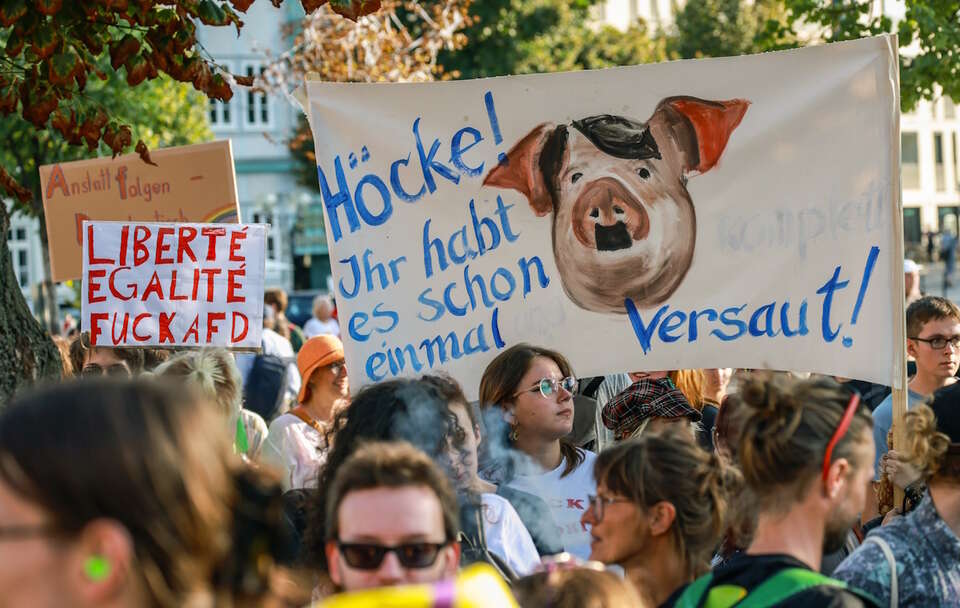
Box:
[637,168,650,179]
[571,172,583,183]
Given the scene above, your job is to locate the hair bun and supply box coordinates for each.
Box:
[905,404,950,478]
[739,374,801,429]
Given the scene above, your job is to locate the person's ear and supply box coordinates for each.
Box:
[906,338,919,359]
[442,542,461,579]
[502,408,516,426]
[473,424,483,445]
[648,501,677,537]
[70,519,134,604]
[325,541,343,586]
[824,457,851,499]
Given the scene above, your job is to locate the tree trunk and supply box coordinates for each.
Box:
[0,202,61,406]
[36,209,60,335]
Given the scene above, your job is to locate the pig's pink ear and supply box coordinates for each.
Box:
[483,123,555,217]
[659,97,749,174]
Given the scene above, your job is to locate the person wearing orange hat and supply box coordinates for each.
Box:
[262,335,350,490]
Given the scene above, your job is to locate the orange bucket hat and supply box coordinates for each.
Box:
[296,335,345,403]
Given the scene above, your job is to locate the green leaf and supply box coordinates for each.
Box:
[197,0,228,25]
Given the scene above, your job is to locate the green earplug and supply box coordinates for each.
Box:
[84,555,111,582]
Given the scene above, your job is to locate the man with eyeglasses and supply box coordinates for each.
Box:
[323,441,461,592]
[872,296,960,485]
[68,331,143,378]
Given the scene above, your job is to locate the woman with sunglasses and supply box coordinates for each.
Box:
[263,335,349,490]
[478,343,597,560]
[668,374,879,608]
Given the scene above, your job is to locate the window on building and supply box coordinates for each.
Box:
[954,132,959,188]
[902,132,920,189]
[13,247,29,288]
[244,64,270,127]
[14,228,25,241]
[267,235,275,259]
[209,98,233,128]
[939,206,959,233]
[903,207,922,244]
[935,133,946,191]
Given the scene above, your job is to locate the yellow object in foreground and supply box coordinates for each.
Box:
[315,564,518,608]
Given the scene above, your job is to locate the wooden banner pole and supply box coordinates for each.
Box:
[887,34,907,511]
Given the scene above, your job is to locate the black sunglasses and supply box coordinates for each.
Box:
[337,541,447,570]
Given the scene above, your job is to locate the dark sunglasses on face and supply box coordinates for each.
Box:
[81,363,130,378]
[337,541,447,570]
[326,360,347,376]
[515,376,578,399]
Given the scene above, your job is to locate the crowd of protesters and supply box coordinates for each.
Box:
[2,281,960,608]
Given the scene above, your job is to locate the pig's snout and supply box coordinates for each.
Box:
[572,178,649,250]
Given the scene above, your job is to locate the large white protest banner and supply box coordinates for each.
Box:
[81,221,266,349]
[305,36,902,398]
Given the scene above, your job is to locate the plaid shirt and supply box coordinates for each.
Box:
[601,377,700,439]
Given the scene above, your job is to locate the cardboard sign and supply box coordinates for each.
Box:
[305,36,902,398]
[41,140,240,282]
[81,221,266,349]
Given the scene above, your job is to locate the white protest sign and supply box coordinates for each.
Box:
[306,36,901,398]
[81,221,266,349]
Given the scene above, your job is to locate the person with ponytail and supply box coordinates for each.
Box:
[581,427,739,607]
[670,373,879,608]
[154,348,269,460]
[478,344,597,560]
[0,378,294,607]
[833,382,960,606]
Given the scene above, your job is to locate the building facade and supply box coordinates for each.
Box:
[199,1,328,293]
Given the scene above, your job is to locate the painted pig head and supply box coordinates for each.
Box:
[483,96,749,313]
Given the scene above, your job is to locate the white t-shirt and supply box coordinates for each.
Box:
[480,493,541,576]
[261,413,327,491]
[303,317,341,338]
[506,450,597,560]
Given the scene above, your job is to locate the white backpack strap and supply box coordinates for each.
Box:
[863,536,898,608]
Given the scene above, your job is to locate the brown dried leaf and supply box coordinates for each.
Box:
[0,78,18,115]
[135,140,158,166]
[20,83,58,127]
[34,0,62,16]
[233,73,255,86]
[300,0,328,13]
[109,34,141,71]
[125,54,150,86]
[328,0,382,20]
[0,166,33,203]
[79,110,108,150]
[207,73,233,101]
